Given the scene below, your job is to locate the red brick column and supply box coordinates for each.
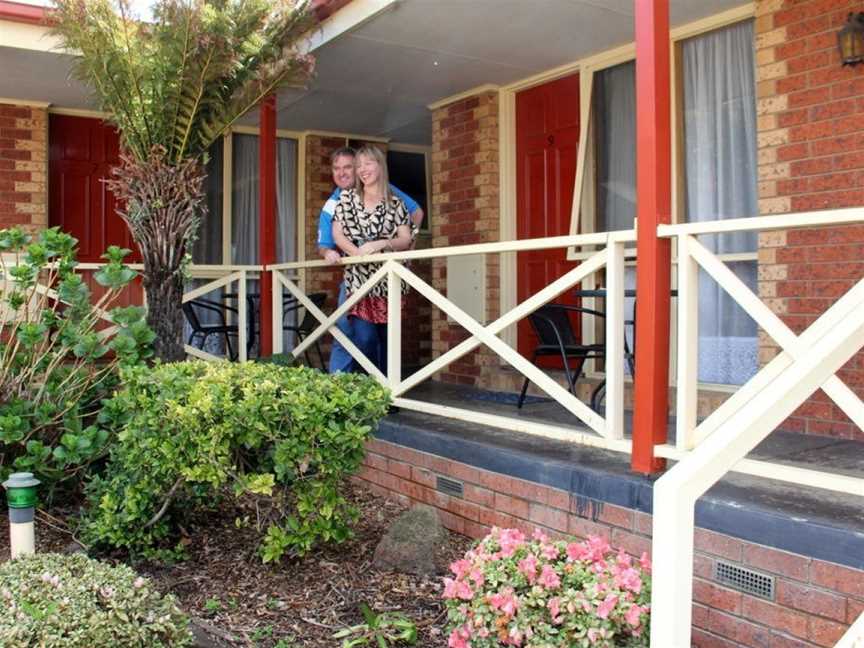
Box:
[0,103,47,231]
[755,0,864,439]
[430,91,501,386]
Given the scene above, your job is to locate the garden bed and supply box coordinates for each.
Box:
[0,484,471,647]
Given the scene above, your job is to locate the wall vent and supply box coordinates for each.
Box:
[714,560,775,600]
[436,476,464,498]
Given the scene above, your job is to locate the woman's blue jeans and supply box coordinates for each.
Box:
[351,316,387,375]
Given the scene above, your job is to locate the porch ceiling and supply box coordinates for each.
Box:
[0,0,750,144]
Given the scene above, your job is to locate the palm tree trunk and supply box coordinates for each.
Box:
[143,260,186,362]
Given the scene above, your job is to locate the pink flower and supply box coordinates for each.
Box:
[489,588,520,617]
[547,596,562,624]
[506,627,524,646]
[640,551,652,573]
[443,578,474,600]
[614,567,643,594]
[468,568,485,588]
[517,554,538,582]
[450,559,472,579]
[566,542,588,561]
[596,593,619,619]
[448,624,472,648]
[585,535,611,561]
[538,564,561,589]
[532,529,549,543]
[541,543,559,560]
[587,627,607,644]
[625,603,645,628]
[498,528,526,557]
[616,549,632,568]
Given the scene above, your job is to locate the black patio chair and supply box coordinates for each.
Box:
[282,292,328,369]
[517,303,629,411]
[182,298,239,360]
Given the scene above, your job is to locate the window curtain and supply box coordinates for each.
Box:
[683,20,758,385]
[595,61,637,370]
[184,139,225,355]
[232,134,298,353]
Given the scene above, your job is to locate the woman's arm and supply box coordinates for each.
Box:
[355,224,411,255]
[332,220,361,256]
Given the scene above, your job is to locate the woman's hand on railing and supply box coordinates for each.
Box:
[356,241,387,256]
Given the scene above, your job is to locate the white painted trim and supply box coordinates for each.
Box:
[303,129,389,143]
[48,107,108,119]
[0,97,50,108]
[427,83,500,111]
[394,397,633,454]
[659,208,864,236]
[221,132,233,265]
[299,0,397,54]
[835,611,864,648]
[498,89,517,349]
[0,19,62,54]
[231,124,304,139]
[387,142,431,154]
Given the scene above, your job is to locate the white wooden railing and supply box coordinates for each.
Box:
[650,207,864,647]
[271,207,864,648]
[1,260,261,363]
[270,230,636,450]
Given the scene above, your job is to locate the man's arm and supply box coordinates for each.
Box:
[389,184,424,228]
[317,191,342,264]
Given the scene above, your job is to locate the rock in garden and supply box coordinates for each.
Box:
[373,505,447,576]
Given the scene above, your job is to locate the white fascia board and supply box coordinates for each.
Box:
[0,19,63,53]
[299,0,397,53]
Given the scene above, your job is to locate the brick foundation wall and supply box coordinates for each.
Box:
[430,91,501,385]
[0,103,47,231]
[755,0,864,440]
[355,437,861,647]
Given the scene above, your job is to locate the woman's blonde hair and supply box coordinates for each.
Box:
[354,144,391,206]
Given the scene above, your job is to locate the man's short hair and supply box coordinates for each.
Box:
[330,146,355,165]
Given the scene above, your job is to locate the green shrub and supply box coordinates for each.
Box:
[80,361,390,562]
[0,227,153,497]
[0,552,192,647]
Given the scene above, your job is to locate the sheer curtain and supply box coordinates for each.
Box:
[232,134,298,353]
[185,139,225,355]
[683,20,758,385]
[595,61,637,368]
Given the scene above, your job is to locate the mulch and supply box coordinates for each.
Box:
[0,483,473,647]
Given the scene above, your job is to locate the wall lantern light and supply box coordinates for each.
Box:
[838,12,864,66]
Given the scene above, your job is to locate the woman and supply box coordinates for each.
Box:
[332,145,415,374]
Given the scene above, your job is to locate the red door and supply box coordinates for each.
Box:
[49,115,141,305]
[516,73,580,360]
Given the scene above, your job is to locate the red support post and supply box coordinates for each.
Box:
[258,94,277,358]
[632,0,672,474]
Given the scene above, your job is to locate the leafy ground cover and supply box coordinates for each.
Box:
[0,484,470,647]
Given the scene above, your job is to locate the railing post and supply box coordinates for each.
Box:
[258,95,277,358]
[387,263,402,390]
[272,269,284,355]
[676,234,698,450]
[605,238,625,439]
[238,270,248,363]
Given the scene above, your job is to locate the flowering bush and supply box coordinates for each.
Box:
[443,528,651,647]
[0,552,192,647]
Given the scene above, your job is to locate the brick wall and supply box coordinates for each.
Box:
[755,0,864,440]
[355,437,861,647]
[0,103,47,231]
[303,134,432,367]
[430,91,501,385]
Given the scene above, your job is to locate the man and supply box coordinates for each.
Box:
[318,146,424,373]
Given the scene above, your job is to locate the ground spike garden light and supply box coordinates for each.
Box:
[3,472,40,558]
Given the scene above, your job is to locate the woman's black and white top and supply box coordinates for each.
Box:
[333,188,414,299]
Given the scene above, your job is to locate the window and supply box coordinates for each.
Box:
[578,19,758,386]
[681,20,758,385]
